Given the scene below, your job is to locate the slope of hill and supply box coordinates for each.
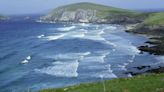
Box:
[40,2,143,23]
[126,12,164,55]
[40,74,164,92]
[143,12,164,25]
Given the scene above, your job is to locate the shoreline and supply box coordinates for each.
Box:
[124,24,164,74]
[38,21,164,74]
[39,24,164,92]
[38,22,164,92]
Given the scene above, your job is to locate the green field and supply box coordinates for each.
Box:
[40,74,164,92]
[143,12,164,25]
[50,2,137,19]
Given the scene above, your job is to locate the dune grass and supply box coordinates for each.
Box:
[40,73,164,92]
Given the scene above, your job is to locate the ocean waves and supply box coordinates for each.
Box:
[35,60,79,77]
[0,22,152,91]
[34,23,141,79]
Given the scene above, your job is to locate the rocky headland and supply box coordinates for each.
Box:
[40,2,146,24]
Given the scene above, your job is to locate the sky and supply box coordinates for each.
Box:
[0,0,164,15]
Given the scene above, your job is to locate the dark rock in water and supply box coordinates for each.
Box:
[138,44,164,55]
[125,65,151,76]
[147,67,164,73]
[126,66,164,76]
[135,66,151,70]
[126,24,164,55]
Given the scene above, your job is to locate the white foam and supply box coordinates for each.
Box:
[79,29,88,33]
[98,30,105,35]
[154,56,164,65]
[104,40,117,47]
[45,52,91,60]
[57,26,76,31]
[112,39,140,55]
[92,65,117,78]
[82,52,91,56]
[94,72,117,79]
[83,35,105,41]
[37,34,45,38]
[35,60,79,77]
[78,29,116,47]
[71,33,85,38]
[21,60,29,64]
[128,55,135,63]
[107,64,113,72]
[87,64,117,79]
[80,23,90,27]
[26,56,31,60]
[64,30,86,39]
[73,23,90,27]
[46,34,66,40]
[21,56,31,64]
[104,26,117,30]
[116,64,127,71]
[82,52,109,63]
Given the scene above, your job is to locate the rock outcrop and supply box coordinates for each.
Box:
[40,2,142,23]
[41,9,98,23]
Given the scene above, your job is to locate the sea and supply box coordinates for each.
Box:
[0,17,163,92]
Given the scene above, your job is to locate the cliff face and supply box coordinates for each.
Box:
[41,9,98,22]
[41,2,142,23]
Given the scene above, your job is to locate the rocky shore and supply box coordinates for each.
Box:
[126,25,164,55]
[125,13,164,75]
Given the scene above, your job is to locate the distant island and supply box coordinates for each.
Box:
[0,15,9,21]
[0,15,6,20]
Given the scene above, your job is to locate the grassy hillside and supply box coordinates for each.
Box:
[40,74,164,92]
[52,2,135,18]
[143,12,164,25]
[126,12,164,55]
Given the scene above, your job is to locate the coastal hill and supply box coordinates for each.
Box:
[127,12,164,55]
[40,2,145,23]
[144,12,164,25]
[131,12,164,34]
[40,74,164,92]
[0,15,7,20]
[40,2,164,55]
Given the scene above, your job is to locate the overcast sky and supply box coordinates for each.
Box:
[0,0,164,15]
